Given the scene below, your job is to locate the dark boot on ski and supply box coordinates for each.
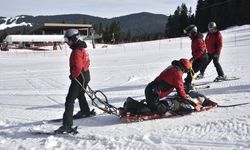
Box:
[54,125,78,135]
[195,73,204,80]
[73,109,96,119]
[214,75,227,82]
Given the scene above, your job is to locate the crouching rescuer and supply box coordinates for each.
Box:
[145,58,203,115]
[119,58,217,117]
[55,29,95,134]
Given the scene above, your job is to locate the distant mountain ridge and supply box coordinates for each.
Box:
[0,12,168,36]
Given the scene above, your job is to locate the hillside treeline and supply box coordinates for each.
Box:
[166,0,250,38]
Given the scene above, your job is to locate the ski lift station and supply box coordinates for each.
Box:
[4,23,93,49]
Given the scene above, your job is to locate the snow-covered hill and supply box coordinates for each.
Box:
[0,16,32,30]
[0,25,250,149]
[0,13,168,35]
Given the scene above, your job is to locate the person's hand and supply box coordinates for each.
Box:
[213,54,220,58]
[185,95,202,111]
[195,104,202,111]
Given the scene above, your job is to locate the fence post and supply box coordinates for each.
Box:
[180,37,183,49]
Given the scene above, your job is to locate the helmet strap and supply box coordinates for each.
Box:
[190,67,195,79]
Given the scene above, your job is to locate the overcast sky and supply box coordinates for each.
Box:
[1,0,197,18]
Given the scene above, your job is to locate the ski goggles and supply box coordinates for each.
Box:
[64,35,80,43]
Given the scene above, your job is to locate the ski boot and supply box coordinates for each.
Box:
[118,107,126,117]
[73,109,96,119]
[195,73,204,80]
[202,99,218,107]
[54,125,78,135]
[214,75,227,82]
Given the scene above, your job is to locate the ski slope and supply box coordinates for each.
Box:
[0,25,250,149]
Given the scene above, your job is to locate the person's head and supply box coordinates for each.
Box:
[64,29,80,46]
[208,22,217,33]
[184,25,198,38]
[180,58,192,73]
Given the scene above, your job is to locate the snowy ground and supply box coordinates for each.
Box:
[0,25,250,150]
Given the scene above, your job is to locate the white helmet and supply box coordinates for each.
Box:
[64,29,80,43]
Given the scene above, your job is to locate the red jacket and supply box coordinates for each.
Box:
[155,65,187,99]
[191,33,207,60]
[70,48,90,78]
[205,31,223,55]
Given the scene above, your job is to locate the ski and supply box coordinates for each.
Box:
[48,109,96,123]
[29,126,78,135]
[193,76,240,86]
[217,101,250,108]
[192,82,210,86]
[214,76,240,82]
[48,115,95,123]
[30,130,57,135]
[192,85,210,90]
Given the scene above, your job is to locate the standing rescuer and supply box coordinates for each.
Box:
[55,29,95,134]
[183,25,209,92]
[196,21,226,81]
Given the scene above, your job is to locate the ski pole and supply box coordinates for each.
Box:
[217,102,250,108]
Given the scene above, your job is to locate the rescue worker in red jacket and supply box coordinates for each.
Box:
[55,29,95,134]
[196,22,226,81]
[183,25,209,92]
[145,58,202,114]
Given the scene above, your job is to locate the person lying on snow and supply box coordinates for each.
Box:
[119,58,217,117]
[120,91,217,117]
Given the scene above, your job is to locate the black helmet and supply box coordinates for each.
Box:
[184,25,197,35]
[64,29,80,43]
[208,22,217,30]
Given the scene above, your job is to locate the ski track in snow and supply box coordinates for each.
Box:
[1,25,250,149]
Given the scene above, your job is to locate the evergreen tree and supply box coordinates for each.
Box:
[195,0,250,32]
[180,4,189,34]
[165,3,194,38]
[126,29,133,42]
[237,0,250,25]
[195,0,210,32]
[109,21,123,43]
[102,24,111,43]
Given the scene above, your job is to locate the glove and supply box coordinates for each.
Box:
[213,54,220,58]
[69,75,75,80]
[189,57,194,63]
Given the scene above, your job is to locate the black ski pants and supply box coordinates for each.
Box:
[145,80,174,112]
[200,53,224,76]
[63,70,90,127]
[185,53,209,85]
